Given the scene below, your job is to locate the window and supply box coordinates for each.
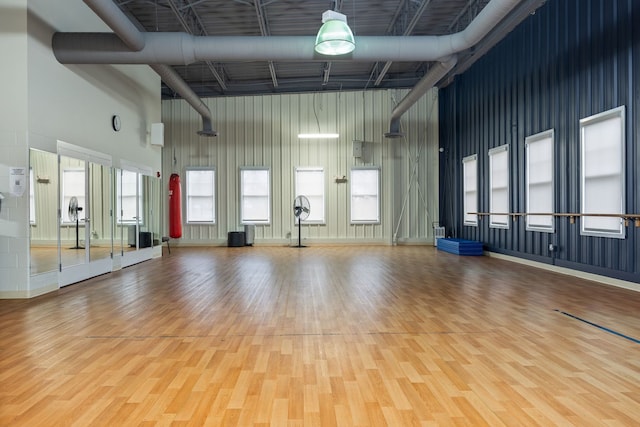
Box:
[61,168,85,223]
[350,167,380,223]
[525,130,554,232]
[580,106,626,238]
[488,145,509,228]
[117,170,142,224]
[295,167,325,223]
[29,168,35,225]
[186,168,216,223]
[462,155,478,226]
[240,167,269,224]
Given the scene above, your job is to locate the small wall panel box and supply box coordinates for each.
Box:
[352,140,362,157]
[151,123,164,146]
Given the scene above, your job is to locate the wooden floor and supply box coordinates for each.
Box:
[2,246,639,426]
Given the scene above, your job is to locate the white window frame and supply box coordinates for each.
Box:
[350,167,381,224]
[580,106,626,239]
[462,155,478,226]
[488,145,510,229]
[240,167,270,225]
[294,167,325,224]
[117,170,143,225]
[186,167,216,224]
[61,167,85,224]
[525,130,555,232]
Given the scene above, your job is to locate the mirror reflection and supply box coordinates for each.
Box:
[29,149,59,275]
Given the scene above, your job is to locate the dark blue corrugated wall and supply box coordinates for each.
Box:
[439,0,640,283]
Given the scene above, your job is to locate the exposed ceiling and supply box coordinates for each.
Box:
[111,0,545,99]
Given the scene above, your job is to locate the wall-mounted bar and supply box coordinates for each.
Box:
[470,213,640,227]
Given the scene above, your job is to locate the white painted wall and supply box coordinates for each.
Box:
[0,0,30,295]
[162,89,440,246]
[0,0,28,131]
[27,0,162,171]
[0,0,162,298]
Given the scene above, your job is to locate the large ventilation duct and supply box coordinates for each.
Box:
[83,0,144,51]
[82,0,216,136]
[55,0,520,64]
[150,65,217,137]
[57,0,523,137]
[385,55,458,138]
[384,0,522,137]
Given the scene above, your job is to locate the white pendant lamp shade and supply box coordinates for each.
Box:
[314,10,355,56]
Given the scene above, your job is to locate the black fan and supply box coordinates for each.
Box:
[293,195,310,248]
[68,196,84,249]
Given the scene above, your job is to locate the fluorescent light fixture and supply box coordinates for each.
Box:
[314,10,355,56]
[298,133,340,139]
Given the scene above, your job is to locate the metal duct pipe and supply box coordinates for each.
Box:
[54,32,507,65]
[384,0,521,137]
[443,0,518,53]
[55,0,521,64]
[82,0,216,136]
[83,0,144,51]
[385,55,457,138]
[60,0,522,138]
[150,65,217,137]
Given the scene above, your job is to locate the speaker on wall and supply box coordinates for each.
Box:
[151,123,164,147]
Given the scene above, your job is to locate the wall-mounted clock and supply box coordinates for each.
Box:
[112,115,121,131]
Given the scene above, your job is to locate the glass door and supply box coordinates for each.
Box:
[87,162,112,268]
[113,168,125,266]
[59,154,87,284]
[141,174,161,252]
[59,155,112,286]
[147,175,162,253]
[119,169,152,267]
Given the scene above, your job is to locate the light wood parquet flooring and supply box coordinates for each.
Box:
[1,246,639,426]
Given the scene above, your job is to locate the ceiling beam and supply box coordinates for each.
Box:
[57,1,523,67]
[448,0,487,33]
[167,0,228,92]
[254,0,278,88]
[440,0,547,86]
[373,0,433,87]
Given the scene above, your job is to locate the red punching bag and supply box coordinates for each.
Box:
[169,173,182,238]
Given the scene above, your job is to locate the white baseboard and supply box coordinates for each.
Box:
[170,238,393,247]
[486,252,639,293]
[0,278,58,299]
[394,238,434,246]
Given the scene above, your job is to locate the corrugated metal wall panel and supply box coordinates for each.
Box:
[162,88,439,246]
[439,0,639,283]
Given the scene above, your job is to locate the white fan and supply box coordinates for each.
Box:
[68,196,84,249]
[293,195,310,248]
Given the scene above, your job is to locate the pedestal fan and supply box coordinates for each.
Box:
[292,195,310,248]
[68,196,84,249]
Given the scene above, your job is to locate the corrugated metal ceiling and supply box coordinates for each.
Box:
[114,0,541,98]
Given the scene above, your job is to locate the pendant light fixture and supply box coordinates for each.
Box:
[314,10,355,56]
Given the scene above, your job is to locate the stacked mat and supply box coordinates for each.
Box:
[436,238,483,256]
